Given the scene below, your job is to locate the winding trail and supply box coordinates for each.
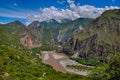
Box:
[41,51,93,76]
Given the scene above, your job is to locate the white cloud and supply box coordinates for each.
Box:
[0,0,119,24]
[112,0,115,2]
[57,0,65,4]
[27,0,120,23]
[67,0,75,8]
[13,3,18,6]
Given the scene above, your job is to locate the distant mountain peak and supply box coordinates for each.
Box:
[27,21,41,28]
[46,19,59,23]
[10,20,24,25]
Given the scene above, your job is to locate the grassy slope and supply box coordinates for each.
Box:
[72,9,120,60]
[44,18,93,41]
[0,23,88,80]
[41,28,53,44]
[0,21,26,35]
[74,10,120,44]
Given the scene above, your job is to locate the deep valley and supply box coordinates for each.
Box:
[0,7,120,80]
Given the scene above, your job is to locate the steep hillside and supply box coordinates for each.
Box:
[0,10,120,80]
[0,20,54,48]
[0,21,87,80]
[0,20,26,35]
[40,18,94,43]
[63,9,120,62]
[27,21,53,44]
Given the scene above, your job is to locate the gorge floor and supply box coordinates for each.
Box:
[41,51,93,76]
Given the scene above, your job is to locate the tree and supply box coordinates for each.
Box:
[108,55,120,80]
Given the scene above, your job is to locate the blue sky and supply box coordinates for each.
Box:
[0,0,120,24]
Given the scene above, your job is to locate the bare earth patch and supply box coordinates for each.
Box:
[53,53,65,59]
[42,51,49,60]
[41,51,93,76]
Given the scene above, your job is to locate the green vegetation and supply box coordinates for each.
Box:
[89,64,110,80]
[90,55,120,80]
[71,58,103,67]
[107,55,120,80]
[63,9,120,62]
[68,55,120,80]
[41,28,53,44]
[0,9,120,80]
[0,45,88,80]
[42,18,93,41]
[67,65,92,71]
[39,45,58,51]
[0,22,88,80]
[0,20,26,34]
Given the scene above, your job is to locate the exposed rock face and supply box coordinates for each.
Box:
[27,21,43,40]
[57,29,67,42]
[26,21,53,45]
[62,9,120,62]
[20,34,42,49]
[40,18,93,44]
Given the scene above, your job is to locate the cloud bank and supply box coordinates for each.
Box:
[27,0,120,23]
[0,0,119,24]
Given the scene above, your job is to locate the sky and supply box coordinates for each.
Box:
[0,0,120,24]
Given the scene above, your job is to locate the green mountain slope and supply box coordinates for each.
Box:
[0,20,26,35]
[63,9,120,62]
[40,18,94,43]
[0,21,87,80]
[27,21,53,44]
[0,10,120,80]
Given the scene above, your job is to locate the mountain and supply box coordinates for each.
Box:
[62,9,120,62]
[0,9,120,80]
[0,20,53,49]
[0,20,26,35]
[0,21,86,80]
[0,20,28,47]
[27,21,53,45]
[40,18,94,43]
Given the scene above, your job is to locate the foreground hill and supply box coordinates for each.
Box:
[63,9,120,62]
[0,20,87,80]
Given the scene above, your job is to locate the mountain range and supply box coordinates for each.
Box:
[62,9,120,62]
[0,9,120,80]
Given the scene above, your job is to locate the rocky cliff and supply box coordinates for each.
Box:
[62,9,120,62]
[40,18,93,44]
[27,21,53,44]
[20,34,41,49]
[0,21,49,48]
